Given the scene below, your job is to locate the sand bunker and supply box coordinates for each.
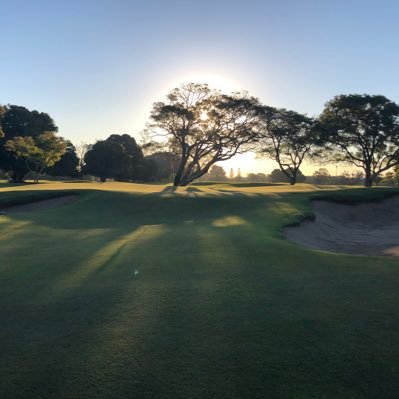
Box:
[284,196,399,256]
[0,195,78,214]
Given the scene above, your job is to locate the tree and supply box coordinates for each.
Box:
[381,171,395,186]
[5,132,66,182]
[135,158,158,181]
[270,168,306,183]
[47,141,79,177]
[256,107,318,185]
[382,166,399,186]
[394,166,399,186]
[270,169,286,182]
[84,141,122,182]
[83,134,144,182]
[229,168,234,180]
[312,168,331,184]
[0,105,5,138]
[319,94,399,187]
[205,165,227,181]
[233,167,244,182]
[75,141,90,177]
[339,170,352,185]
[144,151,181,181]
[0,105,58,182]
[351,171,365,186]
[148,83,260,186]
[246,172,268,183]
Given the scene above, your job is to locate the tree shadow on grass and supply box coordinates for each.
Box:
[3,212,399,398]
[2,188,399,397]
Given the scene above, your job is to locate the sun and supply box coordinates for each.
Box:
[199,111,209,121]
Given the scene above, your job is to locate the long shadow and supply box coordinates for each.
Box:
[2,187,399,397]
[0,182,38,189]
[5,209,397,398]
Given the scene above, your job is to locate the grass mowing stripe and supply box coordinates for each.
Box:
[0,182,399,399]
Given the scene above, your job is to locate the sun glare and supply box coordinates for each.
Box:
[163,71,243,95]
[200,111,209,121]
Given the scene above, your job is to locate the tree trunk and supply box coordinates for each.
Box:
[288,171,297,185]
[11,177,24,183]
[364,168,373,187]
[173,161,186,186]
[173,175,182,186]
[177,174,192,186]
[10,172,25,183]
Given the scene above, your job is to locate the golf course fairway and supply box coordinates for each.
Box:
[1,181,399,399]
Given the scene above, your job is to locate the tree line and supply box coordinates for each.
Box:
[200,165,396,186]
[1,83,399,187]
[0,105,179,183]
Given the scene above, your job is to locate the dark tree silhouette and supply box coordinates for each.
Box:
[0,105,58,182]
[0,105,5,137]
[47,141,79,177]
[319,94,399,187]
[270,168,306,183]
[149,83,260,186]
[246,172,268,183]
[144,151,181,181]
[312,168,331,184]
[204,165,227,181]
[256,107,317,185]
[83,134,144,182]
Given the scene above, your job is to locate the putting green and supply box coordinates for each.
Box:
[1,181,399,399]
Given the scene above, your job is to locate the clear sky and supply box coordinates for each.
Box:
[1,0,399,175]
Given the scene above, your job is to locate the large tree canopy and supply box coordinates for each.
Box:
[319,94,399,187]
[0,105,58,182]
[5,132,66,182]
[256,107,318,185]
[149,83,260,186]
[83,134,144,181]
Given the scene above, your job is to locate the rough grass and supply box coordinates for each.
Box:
[1,181,399,399]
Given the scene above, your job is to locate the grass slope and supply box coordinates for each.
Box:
[0,182,399,399]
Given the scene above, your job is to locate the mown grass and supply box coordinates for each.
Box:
[0,182,399,399]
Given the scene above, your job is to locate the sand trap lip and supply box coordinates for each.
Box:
[0,195,78,214]
[284,196,399,257]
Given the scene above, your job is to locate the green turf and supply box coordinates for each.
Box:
[1,183,399,398]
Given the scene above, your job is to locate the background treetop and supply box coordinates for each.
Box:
[0,105,59,182]
[5,131,66,182]
[319,94,399,187]
[255,106,319,185]
[0,105,57,138]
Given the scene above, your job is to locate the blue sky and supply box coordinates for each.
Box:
[1,0,399,174]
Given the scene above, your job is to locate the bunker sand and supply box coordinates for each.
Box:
[284,196,399,256]
[1,195,78,213]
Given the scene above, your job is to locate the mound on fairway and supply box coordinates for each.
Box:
[2,182,399,398]
[284,196,399,256]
